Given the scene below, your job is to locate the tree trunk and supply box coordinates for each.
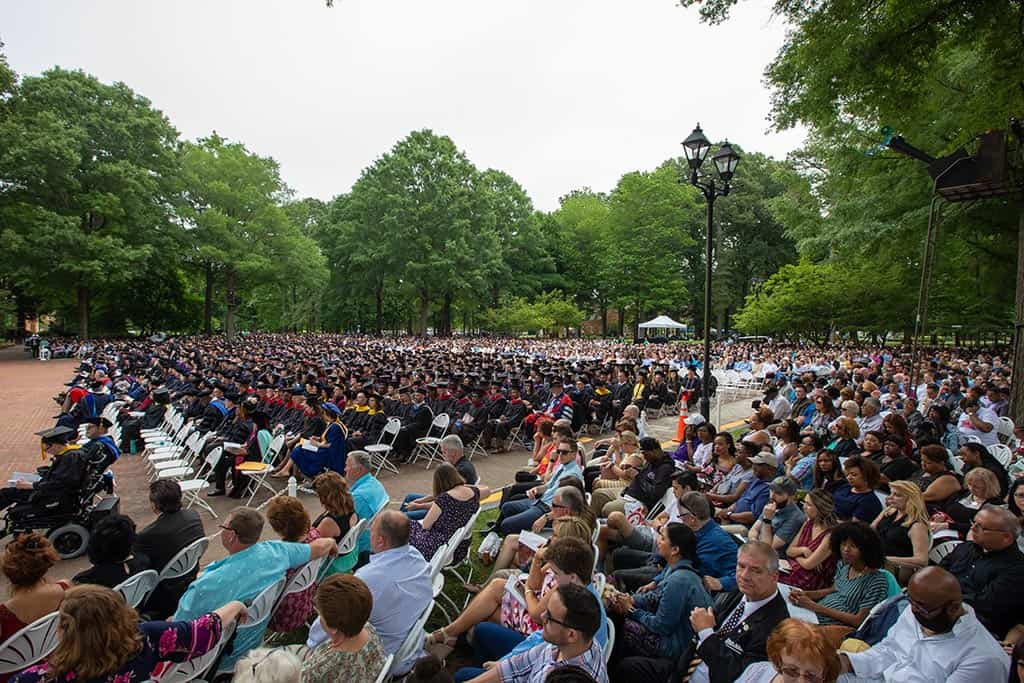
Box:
[225,269,237,340]
[633,299,641,340]
[1010,206,1024,426]
[600,300,608,337]
[374,282,384,336]
[418,288,430,336]
[76,286,90,340]
[440,290,453,337]
[203,263,214,335]
[618,306,625,336]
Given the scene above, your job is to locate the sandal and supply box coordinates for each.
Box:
[425,627,457,648]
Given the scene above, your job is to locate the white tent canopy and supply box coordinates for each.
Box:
[638,315,686,330]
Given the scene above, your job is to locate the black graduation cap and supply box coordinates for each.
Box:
[81,416,114,429]
[35,425,76,443]
[224,391,242,403]
[289,385,305,395]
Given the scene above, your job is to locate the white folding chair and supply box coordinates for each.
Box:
[412,413,451,469]
[929,540,962,565]
[114,569,159,609]
[374,654,395,683]
[0,612,60,675]
[989,443,1013,468]
[388,600,435,677]
[215,577,288,676]
[237,433,286,506]
[176,448,223,516]
[366,418,402,476]
[270,555,326,622]
[998,416,1015,444]
[157,537,210,589]
[603,617,615,664]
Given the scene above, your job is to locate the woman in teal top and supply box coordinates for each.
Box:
[787,521,889,628]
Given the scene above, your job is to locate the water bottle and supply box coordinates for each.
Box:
[287,476,297,498]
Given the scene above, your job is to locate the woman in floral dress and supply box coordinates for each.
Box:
[408,464,488,562]
[12,585,247,683]
[301,574,387,683]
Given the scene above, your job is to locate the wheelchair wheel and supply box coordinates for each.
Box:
[47,523,90,559]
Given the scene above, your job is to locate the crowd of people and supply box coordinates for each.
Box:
[0,333,1022,683]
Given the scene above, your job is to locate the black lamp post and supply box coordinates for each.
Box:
[682,124,741,420]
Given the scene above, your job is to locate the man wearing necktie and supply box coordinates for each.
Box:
[684,542,789,683]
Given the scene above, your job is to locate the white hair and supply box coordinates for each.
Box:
[233,648,302,683]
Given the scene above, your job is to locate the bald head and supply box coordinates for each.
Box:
[909,567,961,606]
[372,510,408,551]
[745,431,771,448]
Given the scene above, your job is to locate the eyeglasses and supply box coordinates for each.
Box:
[970,521,1006,535]
[219,524,236,534]
[779,666,823,683]
[551,502,568,510]
[541,609,576,630]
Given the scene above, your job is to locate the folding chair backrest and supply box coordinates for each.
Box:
[429,540,450,579]
[429,413,450,436]
[380,418,402,445]
[603,617,615,664]
[114,569,159,609]
[389,600,435,676]
[929,540,962,565]
[0,612,60,674]
[278,556,326,605]
[265,433,286,463]
[374,654,394,683]
[337,518,368,556]
[989,443,1012,467]
[158,536,210,583]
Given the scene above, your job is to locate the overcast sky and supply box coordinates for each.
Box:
[1,0,805,211]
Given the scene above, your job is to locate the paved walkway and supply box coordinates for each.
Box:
[0,348,757,596]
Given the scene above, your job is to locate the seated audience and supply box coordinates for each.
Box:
[410,463,488,562]
[345,450,389,564]
[131,479,205,619]
[832,456,884,522]
[407,655,455,683]
[705,437,755,510]
[174,506,337,670]
[781,488,839,591]
[309,511,433,676]
[736,618,841,683]
[747,476,806,552]
[934,467,1004,539]
[301,574,388,683]
[1009,477,1024,544]
[787,521,889,630]
[12,585,248,683]
[496,438,584,534]
[786,433,821,490]
[685,542,790,683]
[827,417,861,460]
[591,437,674,518]
[959,441,1010,498]
[870,481,930,575]
[716,453,776,532]
[837,567,1009,682]
[72,514,140,588]
[608,523,713,677]
[0,533,70,681]
[464,584,607,683]
[454,537,607,680]
[265,495,321,633]
[233,649,302,683]
[876,434,916,484]
[939,506,1024,640]
[310,471,359,573]
[402,435,478,519]
[916,443,963,514]
[813,449,847,494]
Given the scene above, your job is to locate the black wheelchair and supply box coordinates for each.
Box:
[1,451,120,559]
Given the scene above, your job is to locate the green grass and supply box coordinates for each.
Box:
[427,507,499,631]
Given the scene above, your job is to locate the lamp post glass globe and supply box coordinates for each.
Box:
[712,141,741,183]
[682,124,712,172]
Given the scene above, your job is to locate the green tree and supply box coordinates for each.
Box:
[0,68,181,338]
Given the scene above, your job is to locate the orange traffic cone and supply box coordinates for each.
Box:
[675,412,687,442]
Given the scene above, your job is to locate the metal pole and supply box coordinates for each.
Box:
[909,195,942,391]
[701,185,715,421]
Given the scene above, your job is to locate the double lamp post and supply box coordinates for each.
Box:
[681,124,741,420]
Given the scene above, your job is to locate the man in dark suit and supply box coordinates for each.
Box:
[132,479,206,619]
[684,541,789,683]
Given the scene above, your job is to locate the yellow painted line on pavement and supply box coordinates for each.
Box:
[721,418,746,431]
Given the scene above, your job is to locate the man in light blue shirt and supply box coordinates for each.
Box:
[345,449,389,562]
[497,437,583,534]
[173,506,337,671]
[308,511,433,675]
